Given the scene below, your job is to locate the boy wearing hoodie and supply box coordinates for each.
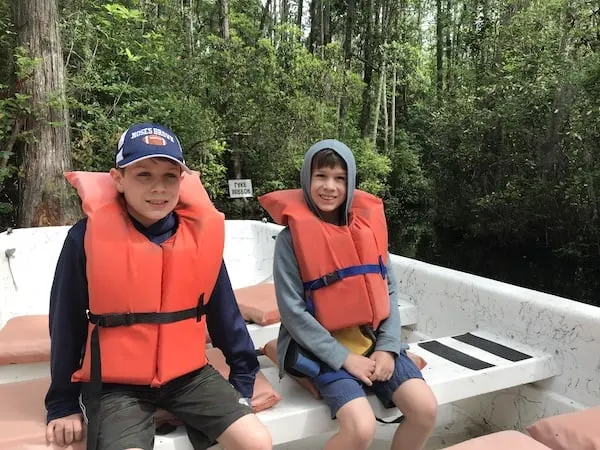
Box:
[259,140,438,450]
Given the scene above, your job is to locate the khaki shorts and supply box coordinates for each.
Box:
[80,364,252,450]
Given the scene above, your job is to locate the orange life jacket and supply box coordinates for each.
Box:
[258,189,390,331]
[65,171,224,387]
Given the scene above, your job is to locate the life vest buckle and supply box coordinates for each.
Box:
[91,312,134,327]
[196,293,206,321]
[320,270,340,287]
[196,305,206,322]
[378,255,387,279]
[122,313,134,326]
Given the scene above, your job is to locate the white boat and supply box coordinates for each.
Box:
[0,220,598,449]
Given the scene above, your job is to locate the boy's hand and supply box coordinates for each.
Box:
[46,413,85,447]
[342,353,376,386]
[369,351,395,381]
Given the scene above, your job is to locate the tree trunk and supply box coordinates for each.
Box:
[308,0,321,52]
[372,64,384,144]
[391,64,396,149]
[359,0,375,137]
[183,0,195,54]
[342,0,355,61]
[272,0,278,41]
[323,0,330,45]
[382,62,388,152]
[220,0,230,40]
[281,0,289,23]
[259,0,273,37]
[541,6,576,178]
[338,0,356,137]
[12,0,80,227]
[435,0,443,98]
[445,0,452,90]
[416,0,422,46]
[296,0,303,33]
[376,0,389,148]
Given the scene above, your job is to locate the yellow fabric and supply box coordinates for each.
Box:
[331,326,373,356]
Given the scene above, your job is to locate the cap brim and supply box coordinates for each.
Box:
[117,154,192,174]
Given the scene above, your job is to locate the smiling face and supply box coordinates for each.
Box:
[309,160,347,224]
[110,157,182,227]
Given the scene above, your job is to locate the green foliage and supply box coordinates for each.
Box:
[351,138,391,196]
[0,0,598,303]
[384,132,432,257]
[0,3,16,222]
[416,0,600,303]
[0,43,41,224]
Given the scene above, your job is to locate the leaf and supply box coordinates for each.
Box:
[124,48,142,62]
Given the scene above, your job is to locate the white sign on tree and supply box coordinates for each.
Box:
[228,179,253,198]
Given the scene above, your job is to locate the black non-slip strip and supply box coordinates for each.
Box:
[418,340,494,371]
[453,333,532,362]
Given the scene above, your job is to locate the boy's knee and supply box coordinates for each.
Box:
[340,413,376,447]
[238,423,272,450]
[356,418,377,446]
[412,397,438,430]
[218,414,272,450]
[249,426,272,450]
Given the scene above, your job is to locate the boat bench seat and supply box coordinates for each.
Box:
[0,295,419,372]
[0,320,558,450]
[156,330,559,448]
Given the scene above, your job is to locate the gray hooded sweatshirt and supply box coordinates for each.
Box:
[272,139,406,378]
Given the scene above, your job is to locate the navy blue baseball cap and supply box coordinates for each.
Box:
[115,122,191,173]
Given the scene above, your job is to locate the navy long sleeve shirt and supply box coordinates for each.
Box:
[44,213,259,423]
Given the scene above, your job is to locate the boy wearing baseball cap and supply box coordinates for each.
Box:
[44,123,272,450]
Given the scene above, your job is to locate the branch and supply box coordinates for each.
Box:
[1,117,23,169]
[187,131,253,152]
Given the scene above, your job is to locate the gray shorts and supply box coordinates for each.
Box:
[80,364,252,450]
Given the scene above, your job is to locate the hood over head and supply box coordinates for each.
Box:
[300,139,356,225]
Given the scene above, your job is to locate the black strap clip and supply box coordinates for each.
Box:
[320,270,340,287]
[196,293,206,322]
[88,312,134,328]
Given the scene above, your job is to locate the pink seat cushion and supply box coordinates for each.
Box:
[206,347,281,412]
[442,430,552,449]
[0,378,85,449]
[0,315,50,365]
[234,283,280,326]
[526,406,600,450]
[0,315,213,366]
[0,351,280,448]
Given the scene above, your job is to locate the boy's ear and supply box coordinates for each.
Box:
[109,168,125,193]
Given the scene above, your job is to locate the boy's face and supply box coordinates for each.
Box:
[110,158,182,227]
[309,164,347,223]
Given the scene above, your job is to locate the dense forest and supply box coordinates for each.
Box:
[0,0,599,305]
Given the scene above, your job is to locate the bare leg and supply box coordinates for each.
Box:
[216,414,272,450]
[390,379,438,450]
[323,397,376,450]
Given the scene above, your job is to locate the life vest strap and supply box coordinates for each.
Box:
[314,367,356,385]
[88,303,207,328]
[302,255,387,316]
[302,255,387,293]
